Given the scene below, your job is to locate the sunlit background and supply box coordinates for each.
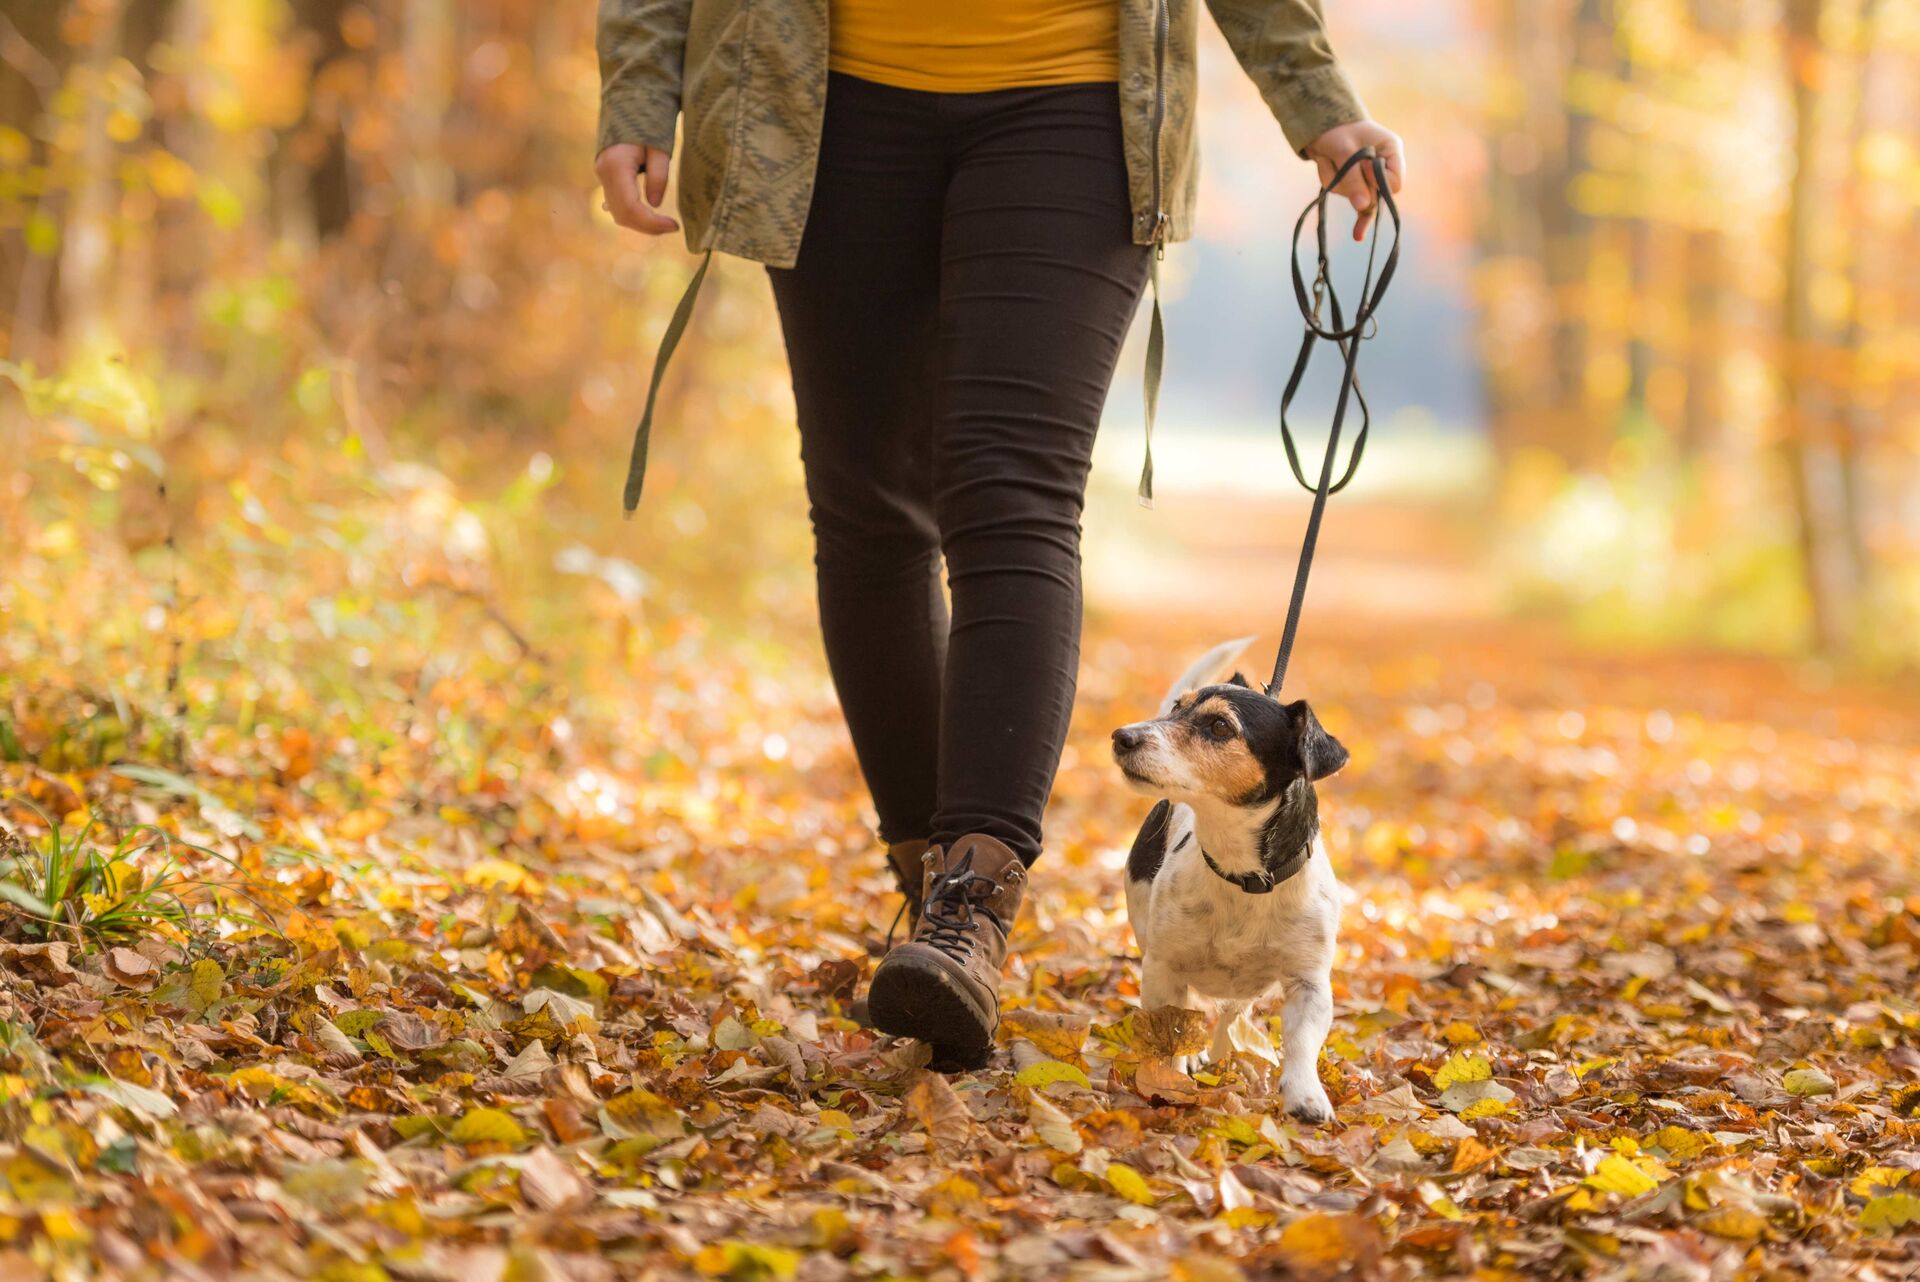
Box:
[7,0,1916,688]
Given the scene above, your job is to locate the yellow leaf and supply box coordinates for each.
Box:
[1696,1206,1768,1240]
[464,858,541,894]
[1275,1213,1381,1272]
[1643,1125,1710,1162]
[694,1242,801,1280]
[1015,1059,1091,1091]
[1440,1022,1481,1045]
[925,1173,982,1214]
[1459,1095,1512,1120]
[1862,1193,1920,1235]
[1418,1181,1465,1219]
[1851,1166,1913,1198]
[1001,1008,1091,1060]
[449,1107,529,1146]
[227,1065,292,1100]
[1783,1067,1834,1096]
[1106,1162,1157,1205]
[187,958,224,1014]
[1586,1154,1667,1198]
[600,1090,686,1141]
[1432,1052,1491,1091]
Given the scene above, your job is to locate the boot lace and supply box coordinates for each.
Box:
[918,849,1010,959]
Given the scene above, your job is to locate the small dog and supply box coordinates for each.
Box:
[1111,637,1349,1123]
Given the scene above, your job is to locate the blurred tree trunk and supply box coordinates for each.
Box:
[1832,0,1882,600]
[1552,0,1607,465]
[281,0,353,245]
[1781,0,1860,653]
[1680,227,1724,454]
[58,0,124,348]
[112,0,176,349]
[2,2,67,360]
[1475,0,1535,459]
[403,0,455,213]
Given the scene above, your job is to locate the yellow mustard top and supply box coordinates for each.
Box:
[829,0,1121,93]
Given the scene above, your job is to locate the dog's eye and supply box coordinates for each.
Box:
[1205,715,1236,741]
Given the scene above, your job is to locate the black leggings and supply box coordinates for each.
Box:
[768,72,1149,866]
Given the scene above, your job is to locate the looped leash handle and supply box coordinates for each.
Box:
[1268,147,1400,696]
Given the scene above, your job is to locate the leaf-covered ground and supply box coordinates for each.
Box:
[4,607,1920,1281]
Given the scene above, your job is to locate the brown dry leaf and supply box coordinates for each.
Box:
[0,942,75,985]
[376,1010,444,1052]
[1134,1057,1200,1103]
[1130,1007,1211,1059]
[104,948,156,990]
[903,1070,973,1152]
[520,1147,591,1212]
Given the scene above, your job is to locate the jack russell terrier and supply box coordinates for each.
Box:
[1111,637,1348,1124]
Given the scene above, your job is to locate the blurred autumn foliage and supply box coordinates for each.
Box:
[1469,0,1920,661]
[2,2,1920,1280]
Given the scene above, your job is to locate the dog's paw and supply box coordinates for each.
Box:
[1283,1080,1334,1126]
[1171,1054,1196,1076]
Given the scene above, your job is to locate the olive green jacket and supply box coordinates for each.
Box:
[597,0,1365,269]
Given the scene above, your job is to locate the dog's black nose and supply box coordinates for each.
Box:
[1112,726,1145,752]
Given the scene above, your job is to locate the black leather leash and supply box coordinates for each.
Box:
[1202,150,1400,898]
[1266,146,1401,697]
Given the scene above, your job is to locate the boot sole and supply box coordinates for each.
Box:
[866,951,996,1070]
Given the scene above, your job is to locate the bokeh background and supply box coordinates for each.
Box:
[5,0,1918,704]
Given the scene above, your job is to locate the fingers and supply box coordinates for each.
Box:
[1331,163,1374,243]
[1376,133,1406,194]
[595,143,679,237]
[643,146,670,210]
[1361,137,1404,243]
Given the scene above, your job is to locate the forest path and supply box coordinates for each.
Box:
[4,535,1919,1280]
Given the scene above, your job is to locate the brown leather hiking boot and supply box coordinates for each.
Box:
[865,834,1028,1069]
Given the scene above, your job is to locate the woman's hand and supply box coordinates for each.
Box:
[1304,121,1405,241]
[596,143,680,236]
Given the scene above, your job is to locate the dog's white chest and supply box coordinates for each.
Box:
[1126,808,1339,1004]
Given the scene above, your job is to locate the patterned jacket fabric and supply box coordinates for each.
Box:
[596,0,1365,269]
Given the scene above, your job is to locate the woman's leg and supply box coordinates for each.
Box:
[766,74,950,847]
[927,82,1151,865]
[865,83,1149,1065]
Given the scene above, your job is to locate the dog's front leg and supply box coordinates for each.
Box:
[1278,976,1334,1124]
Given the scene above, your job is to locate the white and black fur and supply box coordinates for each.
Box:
[1112,637,1349,1123]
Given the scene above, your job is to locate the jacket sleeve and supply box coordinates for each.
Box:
[1204,0,1366,155]
[596,0,693,155]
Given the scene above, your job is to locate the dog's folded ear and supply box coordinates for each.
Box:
[1157,636,1256,716]
[1284,699,1349,781]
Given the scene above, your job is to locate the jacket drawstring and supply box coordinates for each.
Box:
[623,249,714,516]
[1138,251,1164,506]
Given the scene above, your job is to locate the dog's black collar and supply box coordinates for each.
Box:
[1201,846,1279,894]
[1199,844,1311,894]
